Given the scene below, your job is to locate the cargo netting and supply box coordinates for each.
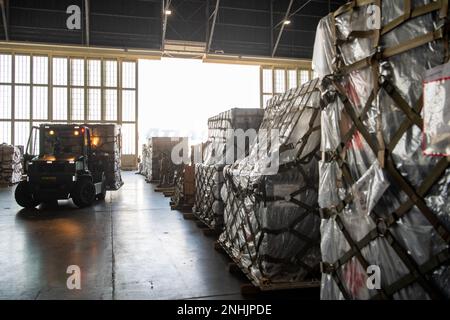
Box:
[218,79,323,288]
[314,0,450,299]
[193,108,264,230]
[89,124,123,190]
[142,137,186,186]
[171,164,195,209]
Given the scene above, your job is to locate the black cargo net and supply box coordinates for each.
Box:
[172,165,194,208]
[319,0,450,300]
[193,164,224,229]
[218,79,323,287]
[172,170,184,208]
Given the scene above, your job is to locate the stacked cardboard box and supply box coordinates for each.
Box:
[315,1,450,299]
[193,108,264,230]
[0,143,23,186]
[218,80,322,289]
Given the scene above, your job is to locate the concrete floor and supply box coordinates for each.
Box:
[0,172,246,300]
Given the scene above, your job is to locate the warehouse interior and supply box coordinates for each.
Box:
[1,0,450,302]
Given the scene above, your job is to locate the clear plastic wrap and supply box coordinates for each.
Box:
[193,108,264,230]
[423,62,450,156]
[0,143,23,186]
[316,0,450,300]
[143,137,186,185]
[218,80,322,288]
[89,124,123,190]
[171,164,195,209]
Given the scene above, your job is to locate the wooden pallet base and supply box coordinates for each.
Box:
[191,211,222,235]
[216,239,320,294]
[155,187,174,193]
[182,212,196,220]
[170,204,193,212]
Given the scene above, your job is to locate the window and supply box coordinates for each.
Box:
[105,89,117,121]
[121,123,135,155]
[288,70,297,89]
[300,70,310,85]
[88,59,101,87]
[33,56,48,85]
[87,89,101,121]
[0,85,11,119]
[15,55,30,84]
[53,57,68,86]
[33,86,48,120]
[71,88,84,121]
[0,122,11,144]
[263,95,273,109]
[53,87,68,121]
[261,66,312,108]
[262,69,273,94]
[0,54,12,83]
[0,54,137,156]
[122,90,135,122]
[71,59,84,86]
[122,61,136,89]
[104,60,117,87]
[14,86,30,119]
[14,121,30,147]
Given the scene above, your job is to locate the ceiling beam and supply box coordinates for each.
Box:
[161,0,172,50]
[206,0,220,53]
[271,0,293,57]
[84,0,90,45]
[0,0,8,40]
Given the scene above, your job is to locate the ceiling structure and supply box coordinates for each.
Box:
[0,0,346,59]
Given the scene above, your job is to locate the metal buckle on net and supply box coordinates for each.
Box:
[319,208,335,220]
[320,262,335,274]
[376,218,388,237]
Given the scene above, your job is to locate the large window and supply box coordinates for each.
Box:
[0,53,137,156]
[260,67,311,108]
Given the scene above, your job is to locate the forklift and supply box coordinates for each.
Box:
[15,124,123,209]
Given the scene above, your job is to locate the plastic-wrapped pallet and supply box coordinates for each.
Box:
[218,79,322,288]
[147,137,186,185]
[315,0,450,299]
[193,108,264,230]
[171,165,195,209]
[89,124,123,190]
[0,143,23,186]
[140,143,152,179]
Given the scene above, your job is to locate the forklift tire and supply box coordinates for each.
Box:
[15,181,39,209]
[97,180,107,201]
[72,179,96,208]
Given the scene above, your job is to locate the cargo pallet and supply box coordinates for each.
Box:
[192,211,222,236]
[170,196,194,212]
[170,202,193,213]
[214,240,320,295]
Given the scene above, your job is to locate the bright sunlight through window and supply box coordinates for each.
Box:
[138,58,260,147]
